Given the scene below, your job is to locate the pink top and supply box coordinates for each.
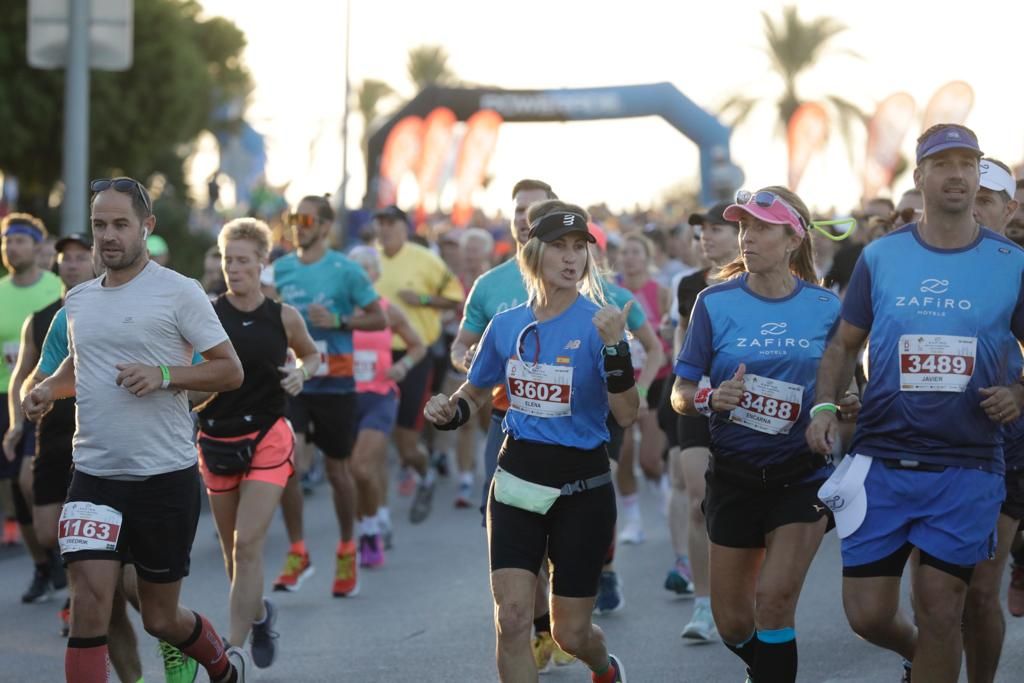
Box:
[354,298,399,396]
[624,278,672,380]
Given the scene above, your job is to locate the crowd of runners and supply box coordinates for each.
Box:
[2,122,1024,682]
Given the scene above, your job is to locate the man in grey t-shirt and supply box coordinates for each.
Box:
[24,178,249,683]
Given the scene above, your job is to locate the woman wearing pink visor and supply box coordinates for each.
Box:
[671,186,856,683]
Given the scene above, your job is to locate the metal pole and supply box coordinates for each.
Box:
[338,0,351,245]
[61,0,90,236]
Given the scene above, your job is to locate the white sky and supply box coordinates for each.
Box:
[195,0,1024,215]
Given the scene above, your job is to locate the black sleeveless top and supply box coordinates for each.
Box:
[32,300,76,440]
[199,295,288,437]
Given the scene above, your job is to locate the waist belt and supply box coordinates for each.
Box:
[709,453,828,489]
[881,458,947,473]
[560,471,613,496]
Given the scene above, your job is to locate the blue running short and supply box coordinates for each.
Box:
[356,390,398,435]
[841,455,1003,569]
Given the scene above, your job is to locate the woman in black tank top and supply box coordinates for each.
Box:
[194,218,318,664]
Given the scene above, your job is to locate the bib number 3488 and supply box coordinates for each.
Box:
[58,501,123,555]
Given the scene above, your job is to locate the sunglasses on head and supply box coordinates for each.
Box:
[735,189,856,242]
[90,177,153,215]
[288,213,320,228]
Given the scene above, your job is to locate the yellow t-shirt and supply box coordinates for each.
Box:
[0,270,62,391]
[377,242,464,349]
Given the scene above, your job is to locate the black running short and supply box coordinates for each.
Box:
[62,465,201,583]
[33,430,74,506]
[286,393,357,460]
[1003,468,1024,520]
[703,465,832,549]
[392,350,433,430]
[487,436,615,598]
[677,414,711,451]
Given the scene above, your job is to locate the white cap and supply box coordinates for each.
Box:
[817,454,872,539]
[980,158,1016,198]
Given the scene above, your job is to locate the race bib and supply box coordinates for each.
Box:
[2,341,18,371]
[730,373,803,435]
[313,339,329,377]
[506,359,572,418]
[899,334,976,392]
[354,350,377,383]
[58,501,122,554]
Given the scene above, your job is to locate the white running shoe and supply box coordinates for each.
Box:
[618,517,646,545]
[682,602,718,642]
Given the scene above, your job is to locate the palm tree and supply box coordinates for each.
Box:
[719,6,865,157]
[407,45,456,91]
[355,78,396,161]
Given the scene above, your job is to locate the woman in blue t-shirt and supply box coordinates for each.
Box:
[424,200,637,683]
[671,186,855,683]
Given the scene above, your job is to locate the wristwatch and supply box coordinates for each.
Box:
[602,341,629,356]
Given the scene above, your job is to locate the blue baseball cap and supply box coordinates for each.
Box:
[916,124,982,164]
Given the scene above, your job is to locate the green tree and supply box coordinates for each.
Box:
[355,78,395,164]
[406,45,456,91]
[0,0,251,276]
[718,6,864,156]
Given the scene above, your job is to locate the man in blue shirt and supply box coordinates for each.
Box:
[808,124,1024,683]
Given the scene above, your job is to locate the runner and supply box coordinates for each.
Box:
[22,234,180,682]
[960,157,1021,683]
[194,218,320,668]
[672,186,849,683]
[271,194,385,598]
[5,232,92,630]
[22,176,249,682]
[347,245,426,568]
[0,212,62,603]
[665,202,740,641]
[424,200,635,682]
[614,233,672,546]
[373,205,464,524]
[807,124,1024,683]
[449,179,577,671]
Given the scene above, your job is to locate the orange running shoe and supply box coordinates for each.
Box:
[1009,563,1024,618]
[332,541,359,597]
[272,551,314,592]
[3,519,21,546]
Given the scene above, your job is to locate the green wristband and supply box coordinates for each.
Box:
[637,385,649,399]
[810,402,839,418]
[159,365,171,389]
[419,294,431,306]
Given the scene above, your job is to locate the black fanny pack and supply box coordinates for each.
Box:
[708,452,828,489]
[199,422,274,476]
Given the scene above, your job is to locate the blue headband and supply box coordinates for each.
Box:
[1,223,44,243]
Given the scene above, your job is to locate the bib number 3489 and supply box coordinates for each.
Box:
[58,501,123,555]
[899,334,976,392]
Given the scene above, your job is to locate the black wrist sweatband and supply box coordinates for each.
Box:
[604,352,635,394]
[437,397,471,431]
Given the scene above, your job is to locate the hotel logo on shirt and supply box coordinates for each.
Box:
[895,278,971,317]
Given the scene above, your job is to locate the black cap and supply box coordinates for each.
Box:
[55,232,93,252]
[372,205,409,224]
[688,201,737,228]
[527,211,596,243]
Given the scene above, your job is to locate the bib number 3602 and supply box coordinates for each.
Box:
[58,501,122,555]
[506,359,572,418]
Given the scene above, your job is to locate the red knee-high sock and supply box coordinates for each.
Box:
[176,611,230,681]
[66,636,109,683]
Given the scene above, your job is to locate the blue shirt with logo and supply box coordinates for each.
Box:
[468,295,614,450]
[675,274,840,469]
[274,250,379,394]
[842,224,1024,473]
